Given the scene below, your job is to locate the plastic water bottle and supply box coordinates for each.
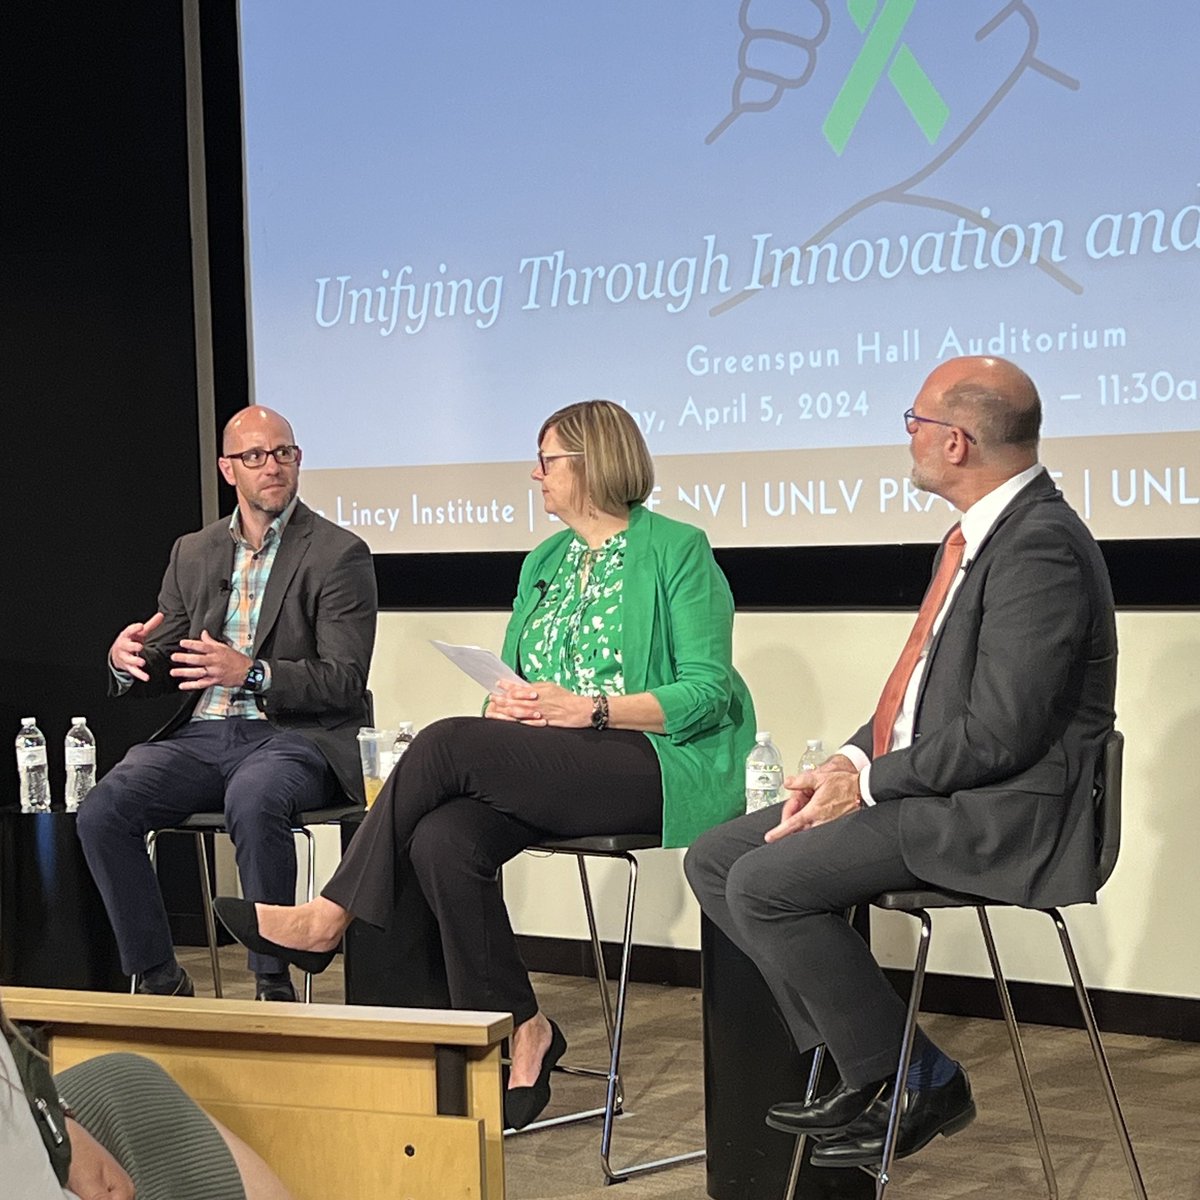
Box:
[65,717,97,812]
[16,718,50,813]
[800,739,826,773]
[745,731,784,812]
[392,721,416,761]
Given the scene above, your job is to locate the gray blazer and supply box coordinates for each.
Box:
[119,501,378,804]
[848,471,1117,909]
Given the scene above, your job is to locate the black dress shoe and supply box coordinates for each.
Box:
[255,976,298,1002]
[213,896,337,975]
[811,1065,976,1168]
[766,1077,891,1137]
[504,1020,568,1130]
[137,969,195,997]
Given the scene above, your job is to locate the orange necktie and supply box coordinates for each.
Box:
[872,525,966,758]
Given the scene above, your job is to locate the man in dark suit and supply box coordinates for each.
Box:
[685,356,1117,1166]
[78,406,377,1001]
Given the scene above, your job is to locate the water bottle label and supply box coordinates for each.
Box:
[745,764,782,790]
[66,747,96,766]
[18,747,48,768]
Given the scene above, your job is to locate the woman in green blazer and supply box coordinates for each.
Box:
[215,400,756,1129]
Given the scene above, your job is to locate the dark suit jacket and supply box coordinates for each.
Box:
[848,471,1117,908]
[118,501,378,803]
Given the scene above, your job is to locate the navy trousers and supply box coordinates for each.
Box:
[77,719,338,976]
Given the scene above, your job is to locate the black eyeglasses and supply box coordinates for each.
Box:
[903,409,976,445]
[223,444,301,468]
[537,451,584,473]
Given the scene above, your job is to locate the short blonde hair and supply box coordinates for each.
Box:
[538,400,654,516]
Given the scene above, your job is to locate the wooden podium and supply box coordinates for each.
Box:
[6,987,511,1200]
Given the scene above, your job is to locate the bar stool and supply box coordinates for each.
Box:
[508,833,706,1184]
[782,730,1147,1200]
[140,804,361,1002]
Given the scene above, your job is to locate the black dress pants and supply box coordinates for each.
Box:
[324,716,663,1023]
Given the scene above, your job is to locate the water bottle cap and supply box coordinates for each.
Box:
[71,717,87,725]
[806,739,822,749]
[21,717,37,725]
[755,730,771,741]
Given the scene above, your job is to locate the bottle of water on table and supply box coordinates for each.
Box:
[745,731,784,813]
[392,721,416,761]
[16,717,50,812]
[65,717,97,812]
[799,739,826,773]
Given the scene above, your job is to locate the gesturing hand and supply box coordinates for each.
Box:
[170,629,252,691]
[108,611,165,681]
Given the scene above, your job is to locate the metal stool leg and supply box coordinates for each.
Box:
[577,855,624,1109]
[875,909,933,1200]
[976,908,1057,1200]
[509,848,705,1182]
[1046,909,1148,1200]
[600,851,706,1183]
[298,826,317,1003]
[781,1045,828,1200]
[192,832,223,998]
[514,855,619,1135]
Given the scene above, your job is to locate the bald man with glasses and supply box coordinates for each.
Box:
[78,406,377,1001]
[687,357,1117,1168]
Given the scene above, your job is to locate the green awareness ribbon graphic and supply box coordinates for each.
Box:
[823,0,949,155]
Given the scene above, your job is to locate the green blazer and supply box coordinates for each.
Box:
[500,504,756,847]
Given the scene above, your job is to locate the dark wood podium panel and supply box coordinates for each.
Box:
[701,916,873,1200]
[0,808,126,991]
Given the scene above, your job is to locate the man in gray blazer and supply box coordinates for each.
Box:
[686,356,1117,1166]
[78,406,377,1001]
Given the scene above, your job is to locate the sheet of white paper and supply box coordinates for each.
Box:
[430,640,522,691]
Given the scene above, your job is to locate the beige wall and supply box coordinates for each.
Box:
[340,608,1199,1000]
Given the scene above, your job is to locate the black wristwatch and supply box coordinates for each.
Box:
[243,659,267,694]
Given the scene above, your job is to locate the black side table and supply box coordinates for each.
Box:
[0,807,126,990]
[700,915,873,1200]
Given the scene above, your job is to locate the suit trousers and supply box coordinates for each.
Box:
[684,800,922,1087]
[323,716,663,1024]
[77,719,339,976]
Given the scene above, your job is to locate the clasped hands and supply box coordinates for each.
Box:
[110,611,252,691]
[764,753,863,843]
[485,678,591,727]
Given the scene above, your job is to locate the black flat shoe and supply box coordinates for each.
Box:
[137,969,195,997]
[766,1076,891,1137]
[811,1065,976,1168]
[504,1020,568,1130]
[213,896,337,976]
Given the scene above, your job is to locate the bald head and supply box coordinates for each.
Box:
[908,357,1041,509]
[222,406,296,456]
[933,357,1041,458]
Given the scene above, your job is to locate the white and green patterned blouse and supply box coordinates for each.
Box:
[519,531,626,696]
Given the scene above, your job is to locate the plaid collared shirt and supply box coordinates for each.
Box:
[192,498,297,721]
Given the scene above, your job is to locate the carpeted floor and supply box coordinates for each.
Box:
[181,946,1200,1199]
